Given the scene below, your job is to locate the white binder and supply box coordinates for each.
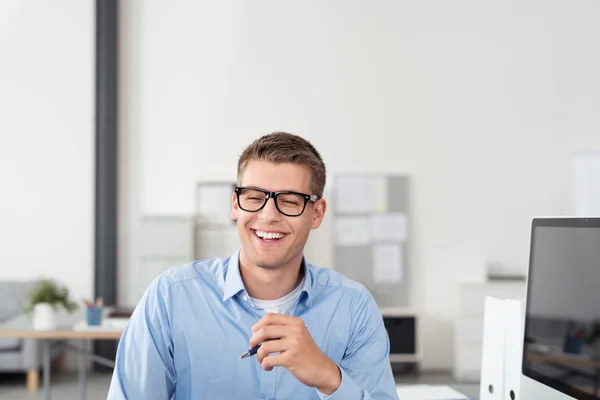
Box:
[479,297,507,400]
[479,296,524,400]
[503,299,524,400]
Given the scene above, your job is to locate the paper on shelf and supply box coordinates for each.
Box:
[335,216,370,246]
[370,213,408,242]
[335,176,387,213]
[373,176,387,212]
[72,318,128,332]
[372,244,403,283]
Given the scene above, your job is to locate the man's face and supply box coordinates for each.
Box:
[232,160,326,270]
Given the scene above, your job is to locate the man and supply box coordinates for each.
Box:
[107,132,399,399]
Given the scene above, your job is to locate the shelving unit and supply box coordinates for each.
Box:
[193,182,240,261]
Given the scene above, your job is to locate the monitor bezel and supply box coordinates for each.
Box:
[522,217,600,400]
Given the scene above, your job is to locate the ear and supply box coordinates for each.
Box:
[311,198,327,229]
[231,192,239,221]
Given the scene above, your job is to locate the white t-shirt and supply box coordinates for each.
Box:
[249,277,305,314]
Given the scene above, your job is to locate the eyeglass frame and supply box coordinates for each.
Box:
[234,186,318,217]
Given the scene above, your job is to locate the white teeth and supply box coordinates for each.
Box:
[255,230,285,240]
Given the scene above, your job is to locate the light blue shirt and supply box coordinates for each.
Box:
[107,249,399,399]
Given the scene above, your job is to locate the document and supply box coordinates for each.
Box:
[396,384,470,399]
[335,175,386,213]
[370,213,408,242]
[373,176,388,212]
[197,184,234,224]
[334,216,371,246]
[372,244,403,283]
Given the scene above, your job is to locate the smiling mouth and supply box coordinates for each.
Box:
[252,229,287,241]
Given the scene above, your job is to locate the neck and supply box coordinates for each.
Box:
[239,252,304,301]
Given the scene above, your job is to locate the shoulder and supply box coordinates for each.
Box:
[306,262,375,306]
[306,262,383,341]
[147,255,231,294]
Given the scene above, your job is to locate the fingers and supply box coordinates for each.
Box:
[249,325,292,349]
[256,339,292,366]
[248,314,309,372]
[252,313,305,333]
[260,352,287,372]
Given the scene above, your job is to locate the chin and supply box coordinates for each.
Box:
[254,261,284,270]
[249,252,288,269]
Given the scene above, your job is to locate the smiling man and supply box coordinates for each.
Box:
[107,132,399,399]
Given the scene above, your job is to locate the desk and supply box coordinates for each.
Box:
[0,312,125,400]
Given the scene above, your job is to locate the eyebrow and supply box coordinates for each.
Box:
[242,185,310,194]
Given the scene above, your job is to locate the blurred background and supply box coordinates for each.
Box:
[1,0,599,399]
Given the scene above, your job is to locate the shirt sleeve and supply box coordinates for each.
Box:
[316,287,399,400]
[107,273,176,399]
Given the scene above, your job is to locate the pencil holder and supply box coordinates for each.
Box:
[86,306,103,326]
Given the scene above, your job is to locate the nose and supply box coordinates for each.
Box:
[258,196,282,222]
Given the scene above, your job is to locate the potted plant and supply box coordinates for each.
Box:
[24,279,78,330]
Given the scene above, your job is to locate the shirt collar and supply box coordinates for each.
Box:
[222,248,245,301]
[299,259,313,307]
[222,247,314,307]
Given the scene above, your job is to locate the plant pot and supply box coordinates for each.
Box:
[32,303,56,331]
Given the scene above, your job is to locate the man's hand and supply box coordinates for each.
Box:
[249,313,342,395]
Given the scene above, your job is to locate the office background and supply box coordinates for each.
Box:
[1,0,600,377]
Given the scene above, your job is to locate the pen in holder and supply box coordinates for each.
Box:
[82,297,104,326]
[85,306,103,326]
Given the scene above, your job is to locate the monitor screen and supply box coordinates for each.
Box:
[523,218,600,400]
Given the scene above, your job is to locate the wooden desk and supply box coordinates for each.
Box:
[526,352,600,369]
[0,312,126,400]
[0,325,123,340]
[0,329,122,340]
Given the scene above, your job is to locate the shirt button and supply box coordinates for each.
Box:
[242,295,248,301]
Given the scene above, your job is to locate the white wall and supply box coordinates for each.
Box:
[0,1,94,301]
[119,0,600,370]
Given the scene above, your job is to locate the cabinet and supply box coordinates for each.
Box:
[381,308,421,365]
[137,216,194,300]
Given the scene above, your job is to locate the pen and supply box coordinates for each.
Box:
[239,343,262,359]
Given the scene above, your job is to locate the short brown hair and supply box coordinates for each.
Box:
[237,132,327,198]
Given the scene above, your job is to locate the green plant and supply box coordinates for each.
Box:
[23,279,79,315]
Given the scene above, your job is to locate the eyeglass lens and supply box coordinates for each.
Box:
[237,188,306,216]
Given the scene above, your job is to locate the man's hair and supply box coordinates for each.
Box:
[237,132,327,198]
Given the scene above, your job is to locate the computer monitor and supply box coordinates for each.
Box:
[521,217,600,400]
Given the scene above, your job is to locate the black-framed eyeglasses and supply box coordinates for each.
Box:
[234,186,318,217]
